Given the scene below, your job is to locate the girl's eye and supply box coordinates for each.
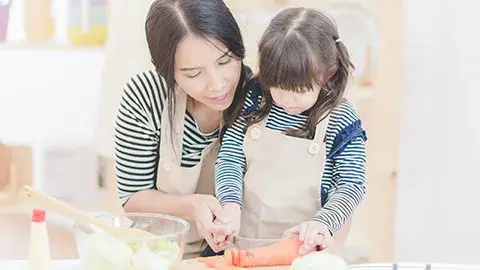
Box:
[186,72,201,78]
[219,57,231,65]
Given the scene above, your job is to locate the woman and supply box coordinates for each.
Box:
[114,0,252,258]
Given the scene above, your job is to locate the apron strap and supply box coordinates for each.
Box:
[159,88,188,165]
[153,140,161,190]
[313,111,331,144]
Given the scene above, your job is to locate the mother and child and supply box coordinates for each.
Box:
[114,0,367,260]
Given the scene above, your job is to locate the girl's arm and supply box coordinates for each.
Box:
[214,89,257,207]
[313,101,367,235]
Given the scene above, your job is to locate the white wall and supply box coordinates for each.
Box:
[94,0,155,158]
[0,49,105,204]
[0,49,104,146]
[397,0,480,264]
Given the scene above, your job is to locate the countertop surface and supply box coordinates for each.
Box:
[0,259,292,269]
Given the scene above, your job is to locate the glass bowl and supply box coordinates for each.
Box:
[72,213,190,270]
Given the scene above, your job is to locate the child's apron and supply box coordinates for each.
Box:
[155,89,220,259]
[235,112,349,254]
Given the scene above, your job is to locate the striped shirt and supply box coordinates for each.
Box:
[215,87,367,234]
[114,70,219,206]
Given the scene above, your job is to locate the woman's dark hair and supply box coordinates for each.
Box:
[246,7,354,139]
[145,0,253,139]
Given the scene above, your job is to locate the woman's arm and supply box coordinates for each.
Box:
[114,71,197,220]
[313,101,367,235]
[124,190,198,220]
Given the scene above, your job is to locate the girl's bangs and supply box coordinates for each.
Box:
[258,35,322,92]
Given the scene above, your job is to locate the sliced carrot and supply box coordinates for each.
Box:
[232,248,240,266]
[237,249,246,267]
[232,237,313,267]
[224,249,233,266]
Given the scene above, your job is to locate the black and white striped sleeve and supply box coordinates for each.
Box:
[114,70,167,206]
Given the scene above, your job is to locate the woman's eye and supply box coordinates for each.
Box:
[219,57,231,65]
[186,72,201,78]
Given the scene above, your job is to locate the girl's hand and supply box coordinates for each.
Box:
[212,203,242,248]
[212,219,234,249]
[283,221,334,254]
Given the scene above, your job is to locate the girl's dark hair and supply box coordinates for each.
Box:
[145,0,253,139]
[246,7,354,139]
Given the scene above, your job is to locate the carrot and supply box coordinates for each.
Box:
[195,237,316,268]
[224,248,238,266]
[237,237,314,267]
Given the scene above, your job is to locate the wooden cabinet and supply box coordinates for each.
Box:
[224,0,403,262]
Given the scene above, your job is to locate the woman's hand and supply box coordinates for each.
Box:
[283,221,334,254]
[190,194,231,253]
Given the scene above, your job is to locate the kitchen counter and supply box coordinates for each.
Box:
[1,260,480,270]
[1,208,478,269]
[0,259,293,269]
[0,211,78,260]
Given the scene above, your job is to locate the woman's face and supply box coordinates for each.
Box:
[174,34,242,111]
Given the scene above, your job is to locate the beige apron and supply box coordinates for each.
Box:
[155,89,220,259]
[235,112,350,254]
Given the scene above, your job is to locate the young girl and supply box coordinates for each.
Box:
[212,7,367,256]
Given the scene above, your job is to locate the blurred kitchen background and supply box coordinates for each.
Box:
[1,0,479,265]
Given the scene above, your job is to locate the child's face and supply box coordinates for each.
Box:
[270,86,321,115]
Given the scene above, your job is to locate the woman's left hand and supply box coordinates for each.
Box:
[283,221,334,254]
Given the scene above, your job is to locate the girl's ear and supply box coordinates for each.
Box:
[319,69,336,85]
[326,69,337,80]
